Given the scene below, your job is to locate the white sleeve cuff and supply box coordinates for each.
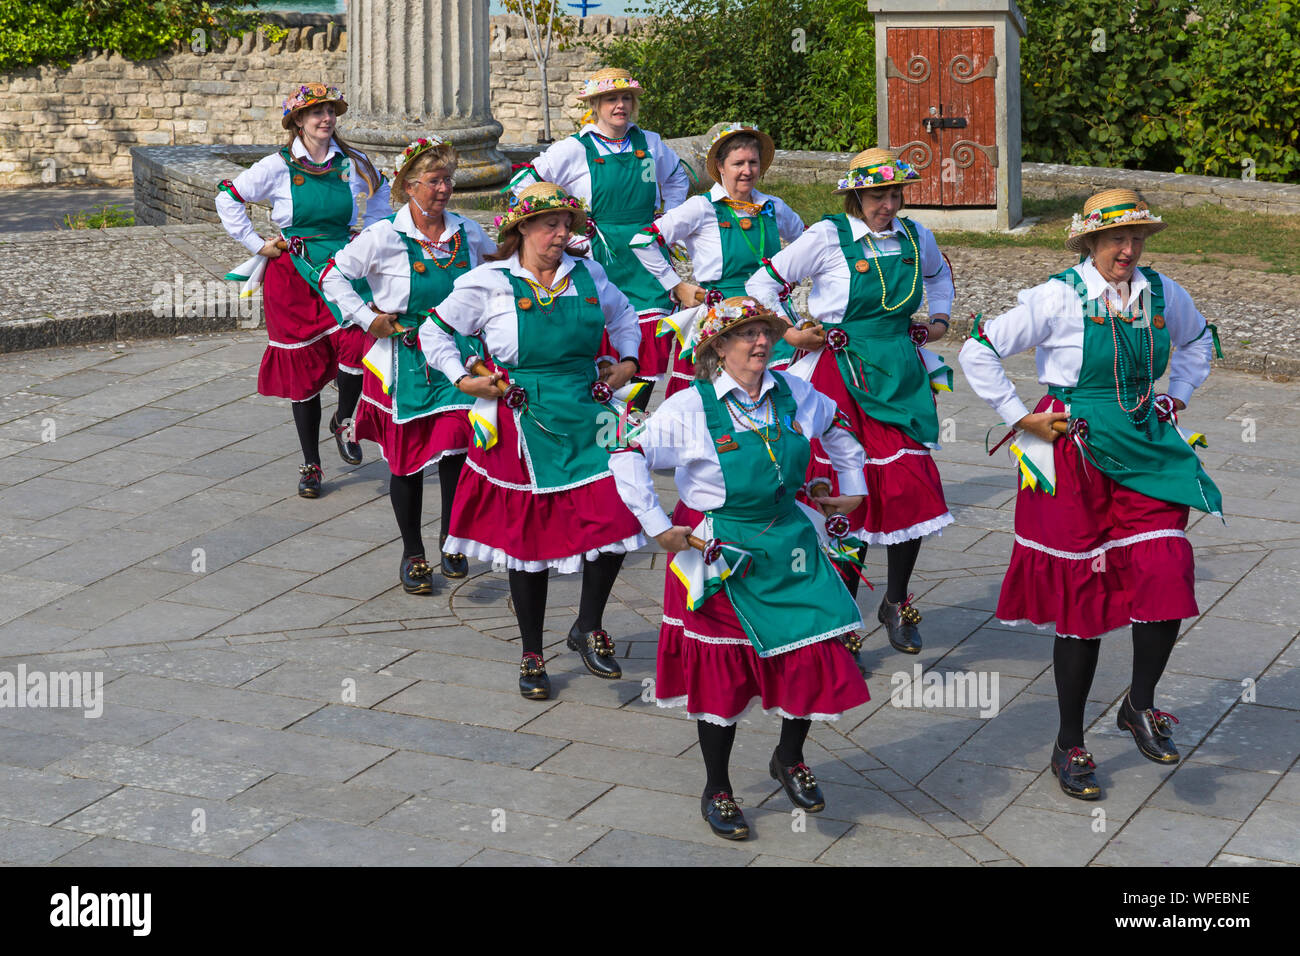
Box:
[639,507,673,539]
[836,471,867,497]
[1166,381,1195,406]
[996,396,1031,427]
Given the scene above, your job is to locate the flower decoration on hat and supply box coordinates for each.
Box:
[694,295,782,353]
[708,122,760,151]
[578,68,642,101]
[393,136,449,179]
[492,183,589,237]
[837,160,918,191]
[1064,189,1167,253]
[282,83,345,121]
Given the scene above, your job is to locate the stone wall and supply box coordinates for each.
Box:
[0,15,637,188]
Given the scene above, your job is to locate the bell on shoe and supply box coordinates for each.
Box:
[439,532,468,579]
[566,623,622,679]
[878,594,922,654]
[297,463,323,498]
[1051,741,1102,800]
[518,651,551,701]
[400,555,433,595]
[769,751,826,812]
[701,791,749,840]
[329,412,363,466]
[839,630,863,657]
[1118,695,1180,764]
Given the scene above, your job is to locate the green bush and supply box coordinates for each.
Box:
[63,203,135,229]
[0,1,267,71]
[600,0,874,152]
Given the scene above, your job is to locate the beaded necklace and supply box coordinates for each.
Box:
[590,130,632,153]
[522,274,572,314]
[723,392,784,489]
[863,226,920,312]
[414,230,461,269]
[1103,291,1155,424]
[722,200,768,263]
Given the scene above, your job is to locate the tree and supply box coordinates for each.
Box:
[503,0,575,143]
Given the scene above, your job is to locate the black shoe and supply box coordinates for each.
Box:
[1051,741,1102,800]
[329,412,363,465]
[439,533,468,579]
[1118,695,1180,764]
[400,555,433,595]
[297,463,323,498]
[519,652,551,700]
[566,623,622,679]
[769,752,826,812]
[878,595,922,654]
[701,791,749,841]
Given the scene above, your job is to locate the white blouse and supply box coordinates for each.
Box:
[629,183,805,293]
[745,214,954,323]
[510,124,690,213]
[608,368,868,538]
[419,252,642,383]
[319,207,495,333]
[958,258,1215,426]
[215,137,393,255]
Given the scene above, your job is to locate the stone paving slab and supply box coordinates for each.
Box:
[0,334,1295,865]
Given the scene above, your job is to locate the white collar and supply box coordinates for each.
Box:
[580,122,640,141]
[1076,257,1150,308]
[714,367,776,404]
[393,204,462,243]
[504,250,577,286]
[291,136,342,162]
[849,215,904,241]
[707,182,773,205]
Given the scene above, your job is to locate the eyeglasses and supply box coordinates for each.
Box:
[412,176,455,190]
[727,325,772,343]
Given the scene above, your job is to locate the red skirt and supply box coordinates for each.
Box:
[444,392,644,574]
[354,366,471,477]
[997,395,1198,639]
[333,324,367,375]
[599,310,673,379]
[655,503,870,725]
[805,350,951,544]
[257,254,341,402]
[664,338,695,398]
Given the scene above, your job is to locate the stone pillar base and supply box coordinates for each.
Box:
[346,117,511,190]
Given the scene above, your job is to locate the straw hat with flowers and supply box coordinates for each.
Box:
[1065,189,1167,254]
[494,182,589,240]
[692,295,788,357]
[705,123,776,184]
[834,147,922,193]
[281,82,347,130]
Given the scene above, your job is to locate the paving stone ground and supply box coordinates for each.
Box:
[0,332,1296,866]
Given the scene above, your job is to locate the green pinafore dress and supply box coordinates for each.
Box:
[448,261,643,568]
[803,214,950,539]
[582,128,675,373]
[694,376,861,657]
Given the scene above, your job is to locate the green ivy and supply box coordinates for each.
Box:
[0,1,268,71]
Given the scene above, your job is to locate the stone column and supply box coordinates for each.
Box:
[345,0,510,189]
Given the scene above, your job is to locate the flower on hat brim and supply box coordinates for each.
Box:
[835,160,921,192]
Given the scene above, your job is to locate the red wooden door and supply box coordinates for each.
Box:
[886,27,999,207]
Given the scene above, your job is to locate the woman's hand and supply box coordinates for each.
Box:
[815,494,863,517]
[1015,411,1069,443]
[599,359,638,392]
[673,282,706,308]
[785,322,826,351]
[458,372,502,401]
[925,313,951,342]
[367,312,405,338]
[259,237,282,259]
[654,525,693,553]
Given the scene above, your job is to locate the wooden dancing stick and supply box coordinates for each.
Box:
[686,535,723,564]
[466,358,512,398]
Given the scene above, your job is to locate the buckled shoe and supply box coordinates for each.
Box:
[1118,695,1180,764]
[566,624,622,679]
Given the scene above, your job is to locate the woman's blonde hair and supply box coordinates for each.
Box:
[393,144,458,210]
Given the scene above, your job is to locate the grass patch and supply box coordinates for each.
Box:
[62,204,135,229]
[760,181,1300,275]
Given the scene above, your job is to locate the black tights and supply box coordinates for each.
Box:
[838,539,922,604]
[1053,620,1181,749]
[388,453,467,559]
[291,395,322,465]
[508,551,625,656]
[336,370,362,424]
[698,717,812,798]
